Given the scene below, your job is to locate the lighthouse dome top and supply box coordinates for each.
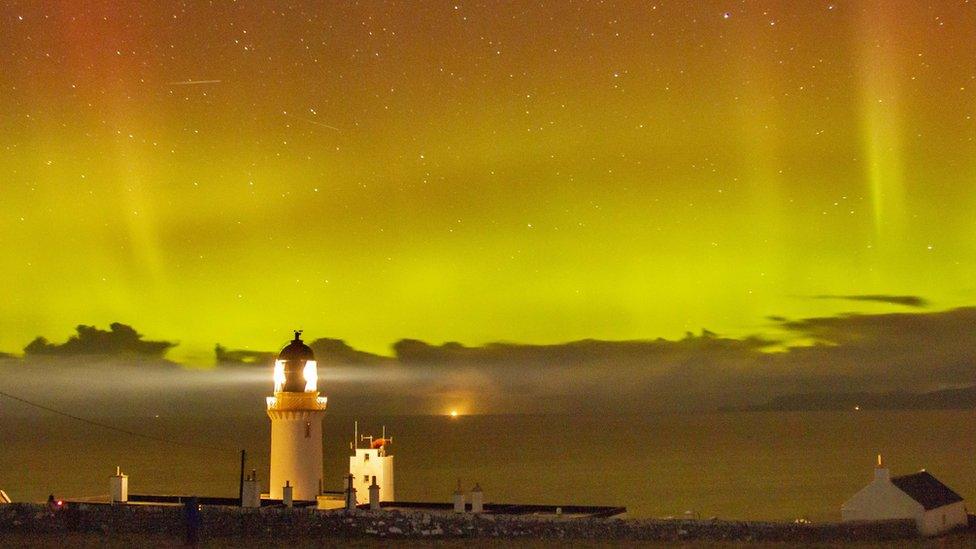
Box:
[279,331,314,361]
[272,331,320,394]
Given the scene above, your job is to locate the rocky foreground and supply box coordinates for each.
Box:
[0,502,970,546]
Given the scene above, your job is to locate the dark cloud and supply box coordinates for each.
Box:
[773,307,976,386]
[376,309,976,411]
[6,308,976,415]
[392,331,775,366]
[811,294,929,308]
[22,323,176,359]
[215,338,392,367]
[308,338,392,365]
[214,344,274,366]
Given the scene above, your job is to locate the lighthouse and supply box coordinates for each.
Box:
[266,331,327,501]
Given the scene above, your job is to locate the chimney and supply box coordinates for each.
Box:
[470,483,483,514]
[453,480,465,513]
[369,476,381,511]
[874,454,890,481]
[109,466,128,503]
[344,474,358,512]
[241,470,260,508]
[282,480,293,508]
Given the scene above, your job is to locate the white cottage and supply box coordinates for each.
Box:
[841,458,967,536]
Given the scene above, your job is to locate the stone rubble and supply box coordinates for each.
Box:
[0,502,923,542]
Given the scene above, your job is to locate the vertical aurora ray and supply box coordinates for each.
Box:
[111,154,168,295]
[858,3,906,243]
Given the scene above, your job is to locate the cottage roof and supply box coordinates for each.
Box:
[891,471,963,510]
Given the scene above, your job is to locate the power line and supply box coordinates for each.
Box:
[0,389,235,454]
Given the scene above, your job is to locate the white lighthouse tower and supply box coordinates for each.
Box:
[266,331,327,501]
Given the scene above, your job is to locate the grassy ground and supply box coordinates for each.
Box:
[2,531,975,548]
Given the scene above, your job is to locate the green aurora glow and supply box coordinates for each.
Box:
[1,1,975,361]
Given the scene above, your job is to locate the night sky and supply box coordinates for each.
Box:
[2,1,975,362]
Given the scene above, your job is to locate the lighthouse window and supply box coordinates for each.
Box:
[305,422,311,438]
[364,475,370,484]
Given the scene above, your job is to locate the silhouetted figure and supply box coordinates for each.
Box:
[46,494,60,514]
[183,496,201,546]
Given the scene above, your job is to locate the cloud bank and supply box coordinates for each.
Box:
[22,323,176,359]
[2,306,975,415]
[810,294,929,308]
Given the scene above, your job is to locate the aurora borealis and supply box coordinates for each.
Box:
[1,1,975,362]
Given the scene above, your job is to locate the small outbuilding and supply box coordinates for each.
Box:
[841,456,967,536]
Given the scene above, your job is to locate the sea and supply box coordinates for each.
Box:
[2,411,974,521]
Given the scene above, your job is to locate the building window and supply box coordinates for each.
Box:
[363,475,369,484]
[305,422,311,438]
[364,453,370,461]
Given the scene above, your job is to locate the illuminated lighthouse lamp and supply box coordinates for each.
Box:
[266,331,327,410]
[272,357,318,392]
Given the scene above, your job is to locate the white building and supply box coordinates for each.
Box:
[266,331,328,501]
[841,457,967,536]
[349,426,395,505]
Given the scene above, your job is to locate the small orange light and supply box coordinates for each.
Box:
[450,410,459,418]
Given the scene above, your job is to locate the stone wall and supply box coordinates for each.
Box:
[0,503,922,542]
